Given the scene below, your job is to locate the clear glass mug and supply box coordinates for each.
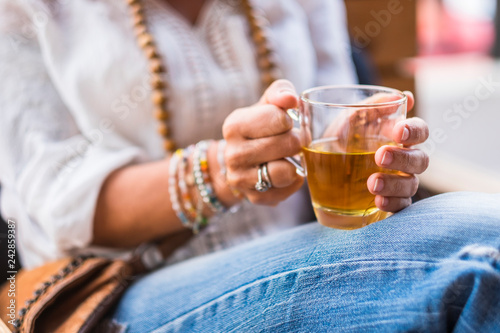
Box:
[286,85,407,230]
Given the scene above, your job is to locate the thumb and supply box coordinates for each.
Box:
[257,79,299,109]
[403,91,415,111]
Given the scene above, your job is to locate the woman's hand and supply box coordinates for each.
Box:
[222,80,304,206]
[367,92,430,212]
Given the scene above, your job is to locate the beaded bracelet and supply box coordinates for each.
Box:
[193,193,206,234]
[178,146,208,227]
[193,140,228,214]
[168,149,193,229]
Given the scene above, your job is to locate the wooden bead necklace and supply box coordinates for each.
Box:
[125,0,280,153]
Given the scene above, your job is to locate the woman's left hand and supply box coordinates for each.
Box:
[367,92,430,212]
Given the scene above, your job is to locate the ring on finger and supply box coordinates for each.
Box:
[262,163,273,188]
[255,163,272,192]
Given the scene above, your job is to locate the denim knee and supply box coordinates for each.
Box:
[405,192,500,224]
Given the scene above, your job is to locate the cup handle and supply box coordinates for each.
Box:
[285,108,306,177]
[285,156,305,177]
[286,108,300,122]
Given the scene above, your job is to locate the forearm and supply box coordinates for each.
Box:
[92,158,181,248]
[92,142,239,248]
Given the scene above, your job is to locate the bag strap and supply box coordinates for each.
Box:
[128,229,193,275]
[8,230,193,332]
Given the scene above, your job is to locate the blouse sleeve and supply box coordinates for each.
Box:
[297,0,358,85]
[0,2,143,267]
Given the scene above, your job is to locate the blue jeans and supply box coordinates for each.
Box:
[111,192,500,332]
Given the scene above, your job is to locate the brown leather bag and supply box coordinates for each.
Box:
[0,231,192,333]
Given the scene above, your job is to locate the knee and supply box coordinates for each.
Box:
[406,192,500,224]
[378,192,500,248]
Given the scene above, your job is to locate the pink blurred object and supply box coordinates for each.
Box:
[418,0,495,56]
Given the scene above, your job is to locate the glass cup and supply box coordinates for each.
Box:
[287,85,407,230]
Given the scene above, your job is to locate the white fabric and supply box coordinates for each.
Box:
[0,0,356,269]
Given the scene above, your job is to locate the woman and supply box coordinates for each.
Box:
[0,0,499,331]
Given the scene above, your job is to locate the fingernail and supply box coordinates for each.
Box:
[401,126,410,141]
[279,89,294,97]
[381,197,388,207]
[381,151,393,167]
[373,178,384,193]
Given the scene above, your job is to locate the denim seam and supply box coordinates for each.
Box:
[150,258,453,333]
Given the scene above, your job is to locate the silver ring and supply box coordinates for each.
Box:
[262,163,273,188]
[255,163,272,192]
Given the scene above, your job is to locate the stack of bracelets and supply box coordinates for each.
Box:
[168,140,230,233]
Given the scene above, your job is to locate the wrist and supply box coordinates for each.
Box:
[168,140,241,234]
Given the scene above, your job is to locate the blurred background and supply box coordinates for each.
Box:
[345,0,500,195]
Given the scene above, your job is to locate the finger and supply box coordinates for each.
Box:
[223,104,294,140]
[258,79,299,110]
[245,176,304,206]
[226,160,300,190]
[361,92,403,105]
[392,117,429,146]
[403,91,415,111]
[324,92,407,139]
[375,145,429,175]
[225,131,301,168]
[375,195,412,213]
[357,92,406,119]
[367,173,419,198]
[343,93,405,135]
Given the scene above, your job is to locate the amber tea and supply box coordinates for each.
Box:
[288,85,407,229]
[302,137,393,229]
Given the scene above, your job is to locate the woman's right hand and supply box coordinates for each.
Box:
[222,80,304,206]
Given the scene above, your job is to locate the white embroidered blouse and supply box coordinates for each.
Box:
[0,0,356,268]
